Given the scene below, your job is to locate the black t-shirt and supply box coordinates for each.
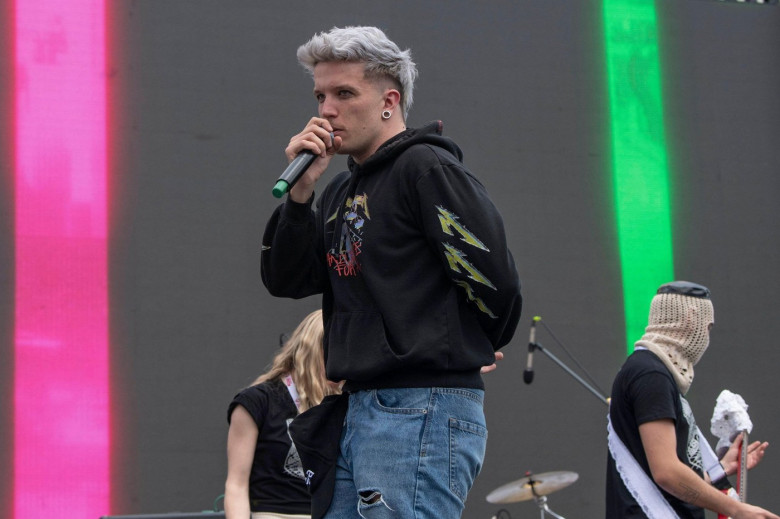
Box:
[606,350,705,519]
[228,379,311,514]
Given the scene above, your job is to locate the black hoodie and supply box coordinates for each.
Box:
[262,121,522,391]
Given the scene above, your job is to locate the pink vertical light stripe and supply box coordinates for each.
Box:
[14,1,109,518]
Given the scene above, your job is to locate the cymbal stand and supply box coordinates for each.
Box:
[528,477,567,519]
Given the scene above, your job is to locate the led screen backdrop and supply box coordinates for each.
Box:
[1,1,778,518]
[12,2,108,518]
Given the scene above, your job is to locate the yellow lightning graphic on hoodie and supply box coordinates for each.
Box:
[437,206,497,318]
[442,243,496,290]
[455,281,497,318]
[437,206,489,251]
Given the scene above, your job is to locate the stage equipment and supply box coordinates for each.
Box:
[272,133,335,198]
[711,389,754,517]
[486,470,578,519]
[524,317,609,406]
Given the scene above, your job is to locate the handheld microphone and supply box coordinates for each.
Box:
[272,133,334,199]
[523,316,540,384]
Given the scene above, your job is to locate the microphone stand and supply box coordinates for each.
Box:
[489,323,607,519]
[529,345,606,519]
[528,341,609,406]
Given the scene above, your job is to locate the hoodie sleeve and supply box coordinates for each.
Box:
[261,196,327,299]
[413,151,522,350]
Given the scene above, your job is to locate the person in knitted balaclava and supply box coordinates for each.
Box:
[635,281,714,395]
[606,281,777,519]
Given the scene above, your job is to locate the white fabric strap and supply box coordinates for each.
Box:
[699,426,727,483]
[608,414,680,519]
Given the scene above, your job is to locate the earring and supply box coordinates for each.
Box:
[382,110,392,120]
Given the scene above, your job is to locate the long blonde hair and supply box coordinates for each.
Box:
[253,309,337,412]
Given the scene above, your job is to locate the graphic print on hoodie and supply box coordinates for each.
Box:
[326,193,369,277]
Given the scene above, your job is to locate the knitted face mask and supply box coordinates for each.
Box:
[635,282,714,395]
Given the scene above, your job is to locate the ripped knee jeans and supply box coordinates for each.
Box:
[324,388,487,519]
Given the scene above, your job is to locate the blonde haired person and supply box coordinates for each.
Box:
[225,309,339,519]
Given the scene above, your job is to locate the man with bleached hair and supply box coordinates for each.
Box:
[262,25,522,519]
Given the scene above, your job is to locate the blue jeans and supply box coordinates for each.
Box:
[325,388,487,519]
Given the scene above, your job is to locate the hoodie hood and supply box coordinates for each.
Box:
[346,120,463,178]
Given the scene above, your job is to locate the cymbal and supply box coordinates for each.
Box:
[486,471,579,504]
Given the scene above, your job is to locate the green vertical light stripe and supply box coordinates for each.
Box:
[603,0,674,354]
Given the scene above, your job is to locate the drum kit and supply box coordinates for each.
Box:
[486,470,579,519]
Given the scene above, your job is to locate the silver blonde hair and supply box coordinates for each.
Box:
[297,26,418,120]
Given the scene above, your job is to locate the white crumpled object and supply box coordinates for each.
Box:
[710,389,753,457]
